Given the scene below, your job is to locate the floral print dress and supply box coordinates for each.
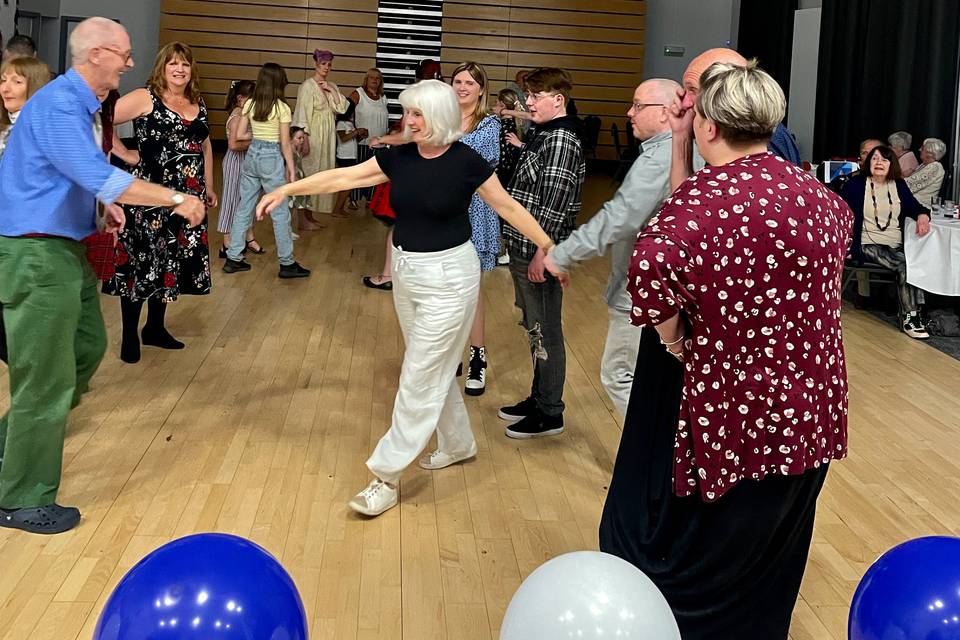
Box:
[462,114,501,271]
[103,90,212,302]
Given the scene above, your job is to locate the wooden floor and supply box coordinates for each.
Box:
[1,175,959,639]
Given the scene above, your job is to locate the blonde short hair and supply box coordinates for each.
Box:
[398,79,462,146]
[695,60,785,145]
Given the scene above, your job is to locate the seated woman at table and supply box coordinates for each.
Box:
[841,145,931,339]
[888,131,919,177]
[905,137,947,204]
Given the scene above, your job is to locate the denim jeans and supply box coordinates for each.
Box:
[228,140,295,265]
[366,241,480,483]
[508,252,565,416]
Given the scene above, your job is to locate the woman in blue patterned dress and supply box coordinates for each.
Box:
[452,62,500,396]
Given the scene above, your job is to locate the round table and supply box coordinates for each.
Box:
[905,215,960,296]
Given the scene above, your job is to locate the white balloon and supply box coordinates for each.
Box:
[500,551,681,640]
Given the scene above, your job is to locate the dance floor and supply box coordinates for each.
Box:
[0,173,958,639]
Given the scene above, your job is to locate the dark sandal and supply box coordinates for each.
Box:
[0,504,81,534]
[362,275,393,291]
[246,240,266,254]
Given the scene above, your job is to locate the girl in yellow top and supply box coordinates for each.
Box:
[224,63,310,278]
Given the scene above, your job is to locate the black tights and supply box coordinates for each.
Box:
[119,297,184,363]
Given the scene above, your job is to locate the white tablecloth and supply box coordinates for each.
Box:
[905,217,960,296]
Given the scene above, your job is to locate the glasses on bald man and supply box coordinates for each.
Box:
[100,46,133,64]
[630,101,665,111]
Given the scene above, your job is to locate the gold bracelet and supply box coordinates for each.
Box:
[659,333,684,347]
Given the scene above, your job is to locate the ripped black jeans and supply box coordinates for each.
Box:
[508,252,566,417]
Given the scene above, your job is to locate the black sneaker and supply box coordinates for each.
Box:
[902,312,929,339]
[0,504,81,534]
[498,396,537,422]
[505,411,564,439]
[279,262,311,278]
[223,258,251,273]
[465,345,487,396]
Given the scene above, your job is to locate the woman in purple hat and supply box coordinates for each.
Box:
[293,48,348,228]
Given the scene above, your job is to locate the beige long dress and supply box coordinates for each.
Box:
[293,77,348,213]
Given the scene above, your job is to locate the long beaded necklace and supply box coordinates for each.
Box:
[869,179,894,231]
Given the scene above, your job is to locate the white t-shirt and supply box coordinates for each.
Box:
[336,120,358,160]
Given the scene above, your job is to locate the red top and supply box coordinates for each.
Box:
[629,152,853,501]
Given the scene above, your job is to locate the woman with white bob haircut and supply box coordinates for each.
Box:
[905,137,947,203]
[256,79,561,517]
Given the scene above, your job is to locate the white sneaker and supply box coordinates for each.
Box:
[348,478,397,516]
[903,312,930,340]
[291,231,300,240]
[496,253,510,266]
[418,442,478,470]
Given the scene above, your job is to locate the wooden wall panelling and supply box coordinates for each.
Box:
[160,0,645,157]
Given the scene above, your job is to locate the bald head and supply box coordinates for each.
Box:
[639,78,681,106]
[69,17,127,65]
[683,48,748,95]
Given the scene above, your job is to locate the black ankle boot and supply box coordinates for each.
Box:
[119,298,144,363]
[141,298,185,350]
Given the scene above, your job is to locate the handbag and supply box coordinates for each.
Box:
[369,181,396,224]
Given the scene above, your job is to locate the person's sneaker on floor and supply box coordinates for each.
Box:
[498,396,537,422]
[903,312,929,339]
[465,345,487,396]
[279,262,310,279]
[496,253,510,266]
[348,478,397,516]
[223,258,251,273]
[505,410,564,439]
[0,503,81,534]
[418,442,478,470]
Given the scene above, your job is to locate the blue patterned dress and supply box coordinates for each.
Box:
[461,115,501,271]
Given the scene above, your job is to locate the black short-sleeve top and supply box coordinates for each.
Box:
[376,141,495,252]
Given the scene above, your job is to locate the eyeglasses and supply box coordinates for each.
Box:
[529,92,559,102]
[100,46,133,64]
[630,102,665,111]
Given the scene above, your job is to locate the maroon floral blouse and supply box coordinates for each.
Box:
[629,152,853,501]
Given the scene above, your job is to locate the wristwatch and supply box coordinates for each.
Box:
[170,192,185,207]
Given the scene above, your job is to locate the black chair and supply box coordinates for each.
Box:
[842,260,903,319]
[581,115,601,160]
[610,123,638,184]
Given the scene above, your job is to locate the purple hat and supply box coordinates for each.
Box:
[313,49,334,63]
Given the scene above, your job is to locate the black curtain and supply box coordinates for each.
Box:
[814,0,960,163]
[737,0,800,101]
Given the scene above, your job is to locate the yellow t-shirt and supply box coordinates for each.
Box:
[242,99,292,142]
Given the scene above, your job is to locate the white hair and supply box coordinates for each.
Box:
[695,60,785,143]
[922,137,947,161]
[69,17,124,65]
[887,131,912,151]
[398,79,462,146]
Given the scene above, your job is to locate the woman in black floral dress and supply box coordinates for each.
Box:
[104,42,216,363]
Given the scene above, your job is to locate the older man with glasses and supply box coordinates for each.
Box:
[0,17,205,534]
[544,78,679,418]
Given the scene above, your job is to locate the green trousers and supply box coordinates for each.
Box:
[0,237,106,508]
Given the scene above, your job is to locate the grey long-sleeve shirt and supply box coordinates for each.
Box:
[549,130,673,312]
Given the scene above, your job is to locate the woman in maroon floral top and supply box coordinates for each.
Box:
[599,61,853,639]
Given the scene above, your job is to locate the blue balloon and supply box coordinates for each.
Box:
[93,533,308,640]
[849,536,960,640]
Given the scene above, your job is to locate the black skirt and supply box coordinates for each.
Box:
[599,329,829,640]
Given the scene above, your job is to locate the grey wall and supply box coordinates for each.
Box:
[19,0,160,93]
[788,7,821,161]
[1,0,17,46]
[643,0,741,83]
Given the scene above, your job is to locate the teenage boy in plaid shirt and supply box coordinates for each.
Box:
[499,67,585,438]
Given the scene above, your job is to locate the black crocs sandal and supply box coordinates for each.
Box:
[0,504,81,534]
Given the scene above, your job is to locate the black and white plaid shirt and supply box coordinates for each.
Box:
[504,116,586,260]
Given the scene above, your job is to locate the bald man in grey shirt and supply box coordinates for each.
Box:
[546,78,678,417]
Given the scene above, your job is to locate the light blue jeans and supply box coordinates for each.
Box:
[228,140,295,265]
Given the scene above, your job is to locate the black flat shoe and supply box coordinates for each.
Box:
[246,240,266,254]
[362,275,393,291]
[0,504,81,534]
